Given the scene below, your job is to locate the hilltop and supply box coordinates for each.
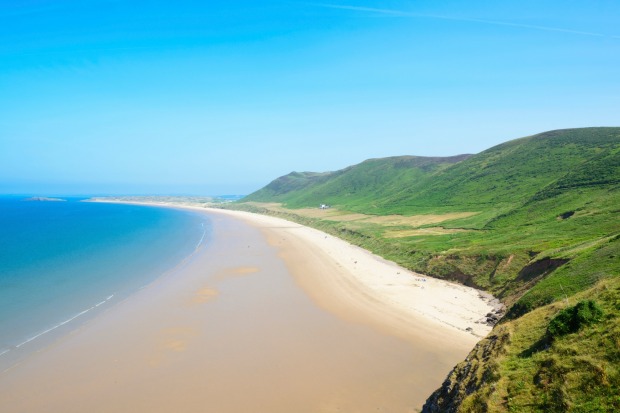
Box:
[234,127,620,412]
[244,154,471,210]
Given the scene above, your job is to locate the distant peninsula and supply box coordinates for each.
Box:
[24,196,66,202]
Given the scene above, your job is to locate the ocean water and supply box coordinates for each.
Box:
[0,197,208,363]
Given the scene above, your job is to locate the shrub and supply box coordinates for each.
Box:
[547,300,603,338]
[505,301,532,320]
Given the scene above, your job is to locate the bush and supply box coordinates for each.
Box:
[505,301,532,320]
[547,300,603,338]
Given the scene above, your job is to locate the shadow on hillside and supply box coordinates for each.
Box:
[519,335,551,358]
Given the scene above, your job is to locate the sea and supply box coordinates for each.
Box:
[0,196,209,368]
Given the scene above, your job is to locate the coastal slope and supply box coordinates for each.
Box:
[235,127,620,412]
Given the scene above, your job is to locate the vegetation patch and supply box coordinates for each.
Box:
[424,278,620,412]
[363,212,479,226]
[547,300,604,338]
[384,227,469,238]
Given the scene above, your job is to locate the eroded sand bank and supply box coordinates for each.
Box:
[0,204,498,412]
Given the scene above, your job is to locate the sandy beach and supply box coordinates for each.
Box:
[213,208,499,339]
[0,204,498,412]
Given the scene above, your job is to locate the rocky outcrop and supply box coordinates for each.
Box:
[421,325,511,413]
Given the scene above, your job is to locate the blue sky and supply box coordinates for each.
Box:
[1,1,619,195]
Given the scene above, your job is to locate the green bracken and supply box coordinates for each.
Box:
[547,300,603,338]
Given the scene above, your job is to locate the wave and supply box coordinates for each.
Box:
[195,222,207,250]
[1,294,115,358]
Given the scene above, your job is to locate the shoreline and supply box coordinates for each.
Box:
[98,199,499,340]
[211,207,498,340]
[0,202,210,373]
[0,200,500,412]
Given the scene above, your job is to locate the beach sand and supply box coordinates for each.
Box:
[0,205,497,412]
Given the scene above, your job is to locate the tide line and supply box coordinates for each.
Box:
[0,294,116,358]
[195,222,207,250]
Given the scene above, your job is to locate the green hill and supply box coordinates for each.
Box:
[234,127,620,412]
[246,127,619,221]
[244,154,471,209]
[381,128,620,214]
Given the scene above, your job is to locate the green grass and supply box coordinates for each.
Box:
[244,155,471,211]
[457,278,620,412]
[507,235,620,318]
[231,127,620,412]
[247,128,620,217]
[547,299,604,338]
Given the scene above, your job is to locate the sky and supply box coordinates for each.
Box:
[1,0,619,195]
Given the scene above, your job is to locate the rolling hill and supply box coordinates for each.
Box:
[234,127,620,412]
[243,154,472,210]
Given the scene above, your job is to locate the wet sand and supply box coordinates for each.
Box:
[0,206,495,412]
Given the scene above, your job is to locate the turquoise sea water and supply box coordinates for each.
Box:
[0,197,208,363]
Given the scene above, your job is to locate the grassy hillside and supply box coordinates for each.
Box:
[244,154,471,210]
[239,128,620,301]
[232,127,620,411]
[382,128,620,213]
[423,275,620,412]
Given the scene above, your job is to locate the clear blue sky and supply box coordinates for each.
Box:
[1,1,619,195]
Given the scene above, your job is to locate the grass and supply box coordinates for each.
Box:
[455,278,620,412]
[230,127,620,412]
[244,155,471,211]
[234,183,620,303]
